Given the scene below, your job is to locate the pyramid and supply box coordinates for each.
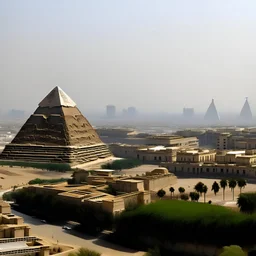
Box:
[204,99,220,123]
[240,97,252,121]
[0,86,112,165]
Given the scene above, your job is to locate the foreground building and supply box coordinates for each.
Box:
[0,200,52,256]
[0,86,112,166]
[28,167,176,214]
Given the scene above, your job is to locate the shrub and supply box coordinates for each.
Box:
[237,193,256,213]
[180,193,189,201]
[114,200,256,249]
[101,159,141,170]
[3,192,13,201]
[28,178,68,185]
[219,245,246,256]
[69,247,101,256]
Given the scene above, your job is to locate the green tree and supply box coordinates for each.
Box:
[202,185,208,203]
[194,182,204,195]
[220,179,228,201]
[219,245,246,256]
[180,193,189,201]
[229,179,237,201]
[237,179,247,194]
[212,181,220,196]
[157,189,166,199]
[169,187,175,199]
[178,187,185,194]
[189,192,200,202]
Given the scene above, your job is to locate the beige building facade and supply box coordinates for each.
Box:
[161,148,256,178]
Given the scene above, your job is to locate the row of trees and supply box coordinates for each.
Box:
[157,178,247,202]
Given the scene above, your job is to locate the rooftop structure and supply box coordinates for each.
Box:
[0,86,112,165]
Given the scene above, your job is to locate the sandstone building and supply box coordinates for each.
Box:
[161,148,256,178]
[0,200,51,256]
[0,86,112,166]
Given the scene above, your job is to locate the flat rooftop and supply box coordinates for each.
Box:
[227,151,245,155]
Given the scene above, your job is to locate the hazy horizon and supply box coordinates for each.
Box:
[2,0,256,114]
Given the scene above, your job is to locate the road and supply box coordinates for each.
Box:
[12,210,144,256]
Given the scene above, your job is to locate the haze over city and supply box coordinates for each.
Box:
[2,0,256,115]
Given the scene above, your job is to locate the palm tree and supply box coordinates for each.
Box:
[237,179,247,194]
[228,179,237,201]
[220,179,228,201]
[211,181,220,196]
[194,182,204,196]
[169,187,175,199]
[178,187,185,194]
[157,189,166,199]
[202,185,208,203]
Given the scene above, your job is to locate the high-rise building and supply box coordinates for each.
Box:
[106,105,116,118]
[240,97,252,121]
[204,99,220,123]
[183,108,194,118]
[127,107,137,117]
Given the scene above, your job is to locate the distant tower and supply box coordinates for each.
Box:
[204,99,220,123]
[183,108,194,118]
[106,105,116,118]
[127,107,137,117]
[240,97,252,121]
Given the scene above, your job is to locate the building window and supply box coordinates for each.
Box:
[200,168,203,173]
[237,170,239,174]
[206,168,209,172]
[187,167,190,172]
[192,168,195,173]
[226,169,229,173]
[213,168,215,172]
[221,169,223,173]
[154,156,157,161]
[243,170,245,175]
[159,156,162,161]
[137,154,139,159]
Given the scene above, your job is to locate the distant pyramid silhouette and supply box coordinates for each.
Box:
[204,99,220,123]
[240,97,252,121]
[0,86,112,166]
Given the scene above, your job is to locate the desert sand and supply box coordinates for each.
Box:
[0,166,72,190]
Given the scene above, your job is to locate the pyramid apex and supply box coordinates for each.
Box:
[39,86,76,108]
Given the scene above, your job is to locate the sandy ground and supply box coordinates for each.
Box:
[0,166,72,190]
[119,164,256,207]
[163,178,256,205]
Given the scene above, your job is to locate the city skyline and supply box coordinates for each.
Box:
[2,1,256,113]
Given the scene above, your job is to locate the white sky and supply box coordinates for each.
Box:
[1,0,256,114]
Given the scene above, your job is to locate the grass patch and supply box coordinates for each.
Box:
[101,158,141,170]
[28,178,68,185]
[0,160,71,172]
[115,200,256,248]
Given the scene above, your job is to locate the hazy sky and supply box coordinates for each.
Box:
[1,0,256,114]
